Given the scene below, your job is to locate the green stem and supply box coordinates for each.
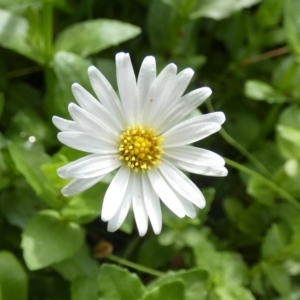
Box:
[122,236,140,259]
[106,254,164,277]
[43,1,53,63]
[225,157,300,210]
[220,128,271,178]
[248,103,283,151]
[206,100,271,178]
[42,1,55,111]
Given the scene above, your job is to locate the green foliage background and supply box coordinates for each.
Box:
[0,0,300,299]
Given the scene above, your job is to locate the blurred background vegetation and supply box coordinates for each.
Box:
[1,0,300,299]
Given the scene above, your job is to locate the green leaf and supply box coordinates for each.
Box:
[288,230,300,261]
[180,229,248,288]
[277,125,300,147]
[41,159,69,190]
[284,0,300,55]
[0,93,4,120]
[98,264,146,300]
[0,187,46,228]
[60,179,107,224]
[142,280,185,300]
[194,250,248,287]
[256,0,283,28]
[71,276,98,300]
[262,223,289,259]
[54,50,90,81]
[21,210,84,270]
[272,202,300,232]
[180,227,215,250]
[137,236,174,269]
[245,80,287,103]
[223,197,245,223]
[42,149,108,224]
[262,261,292,296]
[225,200,271,237]
[284,158,299,177]
[214,285,255,300]
[247,176,276,206]
[273,56,300,98]
[8,142,63,209]
[148,269,209,300]
[0,251,28,300]
[93,58,117,90]
[52,51,91,118]
[189,0,261,20]
[275,167,300,199]
[0,9,43,63]
[276,105,300,159]
[55,19,141,57]
[53,245,98,281]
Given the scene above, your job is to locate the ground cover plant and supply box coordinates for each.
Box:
[1,0,300,299]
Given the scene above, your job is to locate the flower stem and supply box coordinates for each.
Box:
[42,1,53,63]
[206,100,271,178]
[220,128,272,178]
[225,157,300,210]
[42,1,55,108]
[106,254,164,277]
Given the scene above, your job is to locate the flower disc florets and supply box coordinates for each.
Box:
[119,125,164,172]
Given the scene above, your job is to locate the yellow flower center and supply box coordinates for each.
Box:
[119,125,164,172]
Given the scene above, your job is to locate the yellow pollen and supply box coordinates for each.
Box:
[119,125,164,173]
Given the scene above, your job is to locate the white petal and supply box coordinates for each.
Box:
[68,103,119,140]
[172,68,194,103]
[107,186,132,232]
[116,53,137,124]
[101,165,131,222]
[142,174,162,235]
[164,112,225,135]
[52,116,82,132]
[164,145,225,166]
[173,160,228,177]
[163,122,221,148]
[152,68,194,130]
[157,87,212,133]
[132,173,148,237]
[193,112,225,125]
[137,56,156,123]
[88,66,125,127]
[141,63,177,126]
[71,84,122,134]
[176,193,197,218]
[147,168,185,218]
[180,86,212,111]
[58,132,118,154]
[58,154,100,179]
[159,160,206,209]
[61,175,105,197]
[58,154,121,179]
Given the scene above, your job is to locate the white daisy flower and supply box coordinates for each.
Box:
[53,52,227,236]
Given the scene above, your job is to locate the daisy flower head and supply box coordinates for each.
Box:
[52,52,228,236]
